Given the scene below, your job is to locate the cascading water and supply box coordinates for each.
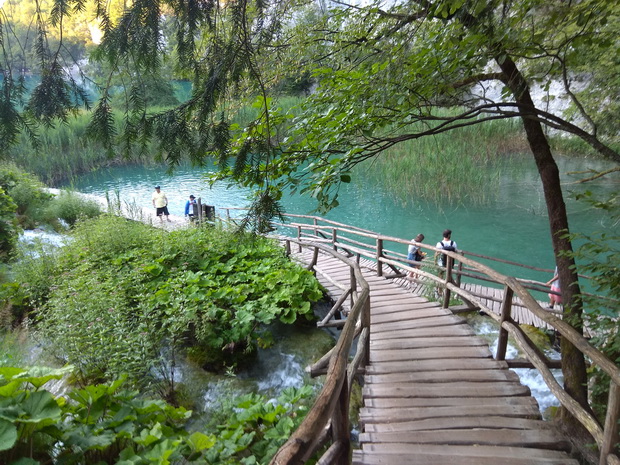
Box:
[469,316,562,415]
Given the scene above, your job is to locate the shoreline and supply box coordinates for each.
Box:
[45,188,190,231]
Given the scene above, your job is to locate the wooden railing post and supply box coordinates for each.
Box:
[197,198,203,224]
[311,246,319,269]
[600,382,620,465]
[441,256,453,308]
[332,229,338,251]
[376,238,383,277]
[455,257,463,287]
[313,218,318,237]
[362,297,371,367]
[297,225,302,253]
[331,372,351,465]
[495,285,514,361]
[350,267,357,309]
[285,239,291,256]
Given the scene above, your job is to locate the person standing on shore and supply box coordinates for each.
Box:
[152,185,171,223]
[185,195,198,222]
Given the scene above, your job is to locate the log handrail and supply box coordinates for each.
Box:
[270,239,370,465]
[217,208,619,465]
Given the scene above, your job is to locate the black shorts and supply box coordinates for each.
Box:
[156,206,170,216]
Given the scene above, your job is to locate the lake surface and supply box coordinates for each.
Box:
[64,154,619,285]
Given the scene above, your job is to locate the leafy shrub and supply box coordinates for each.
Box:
[29,216,322,390]
[42,191,102,227]
[0,188,18,259]
[0,366,312,465]
[568,191,620,421]
[0,163,52,230]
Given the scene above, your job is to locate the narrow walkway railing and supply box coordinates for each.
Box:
[218,208,620,465]
[270,239,371,465]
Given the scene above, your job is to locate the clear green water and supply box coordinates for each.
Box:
[64,153,619,285]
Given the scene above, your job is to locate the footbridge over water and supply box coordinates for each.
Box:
[218,209,620,465]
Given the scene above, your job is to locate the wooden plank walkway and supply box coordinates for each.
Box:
[299,250,578,465]
[372,261,559,330]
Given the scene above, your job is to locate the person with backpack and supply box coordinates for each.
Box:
[407,233,426,278]
[435,229,458,268]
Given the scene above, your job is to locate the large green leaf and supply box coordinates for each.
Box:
[20,391,61,424]
[0,418,17,451]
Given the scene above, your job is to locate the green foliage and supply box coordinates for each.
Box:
[42,191,102,228]
[0,189,19,259]
[0,366,312,465]
[18,216,321,389]
[568,191,620,420]
[7,113,120,186]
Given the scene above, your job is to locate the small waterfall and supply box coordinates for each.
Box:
[475,318,561,414]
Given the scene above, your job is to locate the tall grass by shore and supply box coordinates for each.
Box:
[357,118,529,206]
[8,96,305,187]
[8,113,121,186]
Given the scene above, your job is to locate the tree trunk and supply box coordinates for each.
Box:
[497,56,590,417]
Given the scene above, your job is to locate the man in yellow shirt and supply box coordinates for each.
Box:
[151,185,171,223]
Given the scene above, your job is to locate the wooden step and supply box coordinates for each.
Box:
[363,382,531,398]
[362,415,547,432]
[364,368,520,384]
[352,450,579,465]
[354,444,579,461]
[360,404,541,423]
[370,324,475,340]
[364,396,538,409]
[358,429,571,450]
[364,358,508,374]
[368,345,492,362]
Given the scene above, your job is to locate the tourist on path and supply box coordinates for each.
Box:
[546,266,562,310]
[435,229,458,268]
[152,185,171,223]
[185,195,198,222]
[407,233,426,278]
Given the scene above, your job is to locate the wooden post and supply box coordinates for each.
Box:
[313,218,318,237]
[311,246,319,269]
[197,198,203,224]
[362,297,371,367]
[455,257,463,287]
[285,239,291,256]
[297,225,302,253]
[600,382,620,465]
[441,256,453,308]
[376,238,383,277]
[496,285,514,361]
[331,372,351,465]
[350,267,357,309]
[332,229,338,251]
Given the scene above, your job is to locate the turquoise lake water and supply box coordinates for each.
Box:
[64,153,619,286]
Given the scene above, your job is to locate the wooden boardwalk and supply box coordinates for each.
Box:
[300,250,578,465]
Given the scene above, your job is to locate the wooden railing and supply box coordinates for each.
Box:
[270,239,371,465]
[218,209,620,465]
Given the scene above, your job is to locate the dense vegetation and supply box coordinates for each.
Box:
[0,366,313,464]
[0,164,102,258]
[0,164,325,463]
[6,215,322,393]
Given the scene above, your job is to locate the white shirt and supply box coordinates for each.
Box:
[436,239,457,250]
